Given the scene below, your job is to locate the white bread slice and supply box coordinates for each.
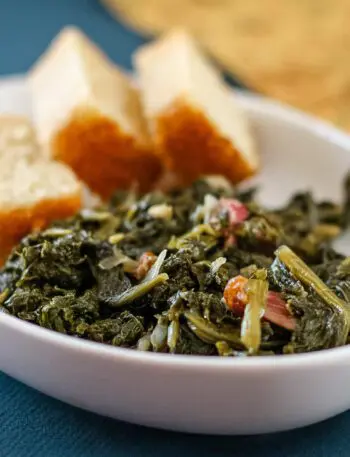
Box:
[0,116,82,264]
[28,26,162,199]
[134,29,258,185]
[0,115,39,161]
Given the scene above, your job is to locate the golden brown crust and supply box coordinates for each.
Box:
[52,110,163,199]
[153,100,256,185]
[0,193,81,265]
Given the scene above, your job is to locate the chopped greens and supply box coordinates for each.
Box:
[2,176,350,356]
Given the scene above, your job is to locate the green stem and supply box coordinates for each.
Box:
[108,273,169,307]
[276,245,350,344]
[241,278,268,353]
[184,311,242,348]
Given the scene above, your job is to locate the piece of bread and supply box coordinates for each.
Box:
[0,116,82,264]
[28,27,162,199]
[0,115,39,161]
[134,29,258,185]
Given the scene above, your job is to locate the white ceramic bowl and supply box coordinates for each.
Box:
[1,77,350,435]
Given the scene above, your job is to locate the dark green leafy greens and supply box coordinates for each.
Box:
[2,176,350,356]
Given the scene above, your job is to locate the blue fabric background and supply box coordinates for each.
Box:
[0,0,349,455]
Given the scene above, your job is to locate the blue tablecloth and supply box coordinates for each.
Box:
[0,1,349,455]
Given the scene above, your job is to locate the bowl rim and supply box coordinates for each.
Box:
[2,82,350,372]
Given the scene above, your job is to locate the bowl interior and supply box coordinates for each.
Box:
[238,92,350,254]
[1,78,350,341]
[238,93,350,206]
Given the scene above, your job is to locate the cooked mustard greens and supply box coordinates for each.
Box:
[2,177,350,356]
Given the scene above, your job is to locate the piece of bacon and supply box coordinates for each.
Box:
[223,275,248,314]
[218,198,249,227]
[264,291,296,331]
[134,251,157,281]
[213,198,248,247]
[223,275,296,331]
